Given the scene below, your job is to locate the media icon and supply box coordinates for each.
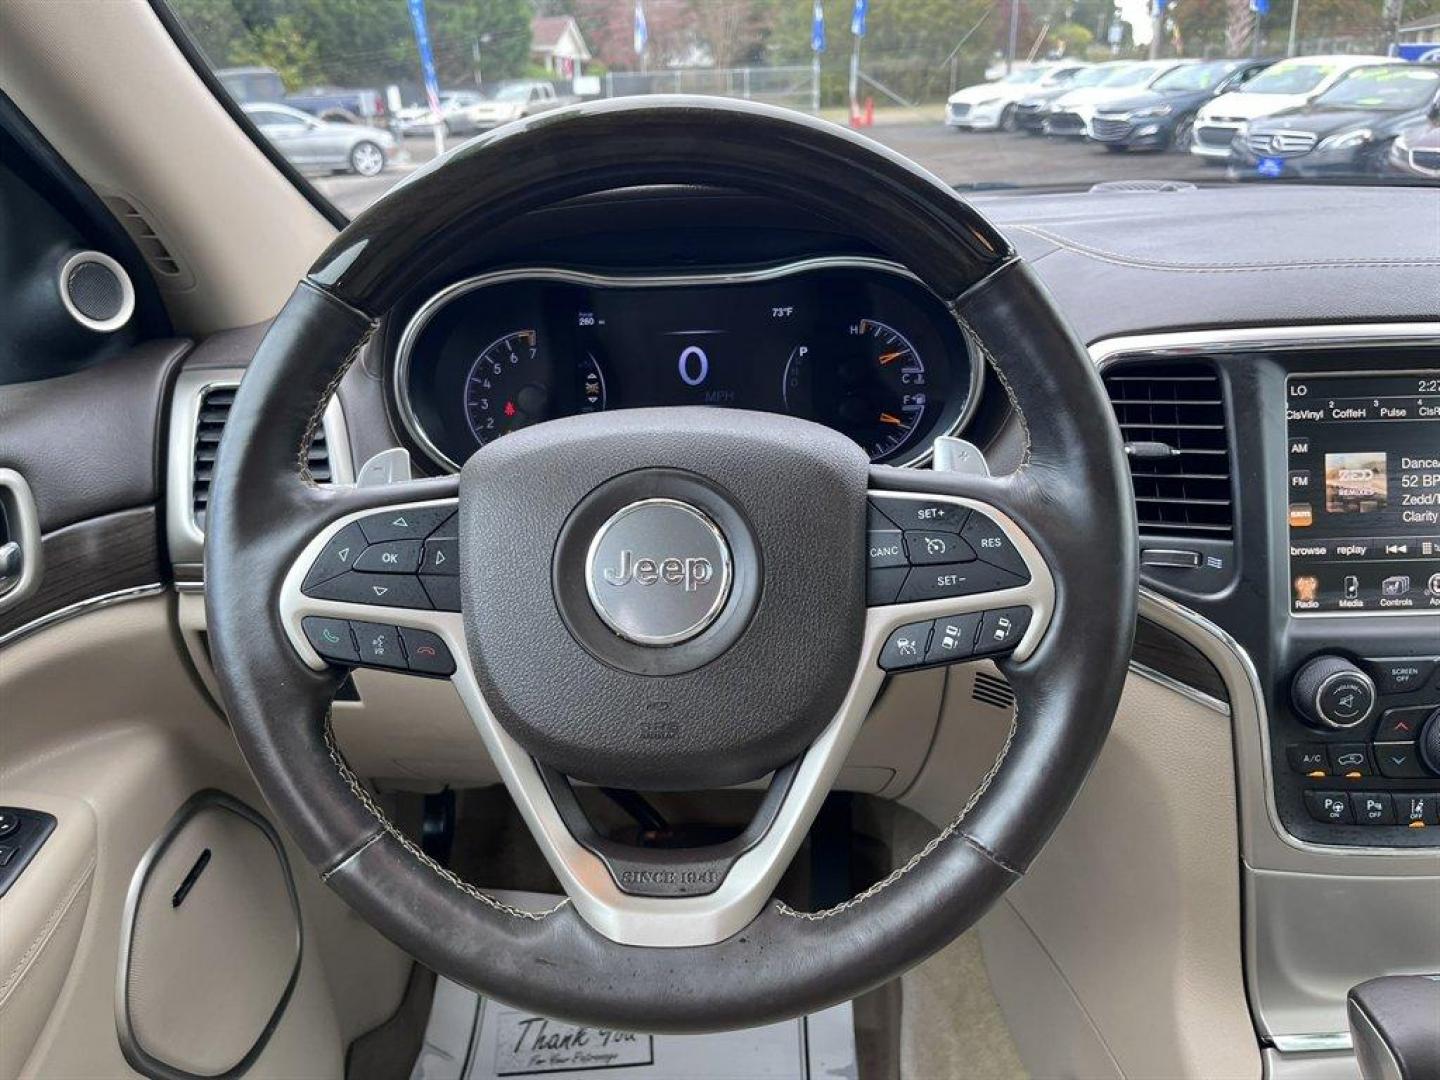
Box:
[1343,575,1359,601]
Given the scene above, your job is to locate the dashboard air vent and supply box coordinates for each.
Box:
[192,385,330,528]
[1102,360,1233,539]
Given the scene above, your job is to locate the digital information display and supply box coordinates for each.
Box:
[1287,372,1440,614]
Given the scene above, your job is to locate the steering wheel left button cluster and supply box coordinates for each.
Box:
[302,616,455,677]
[302,508,461,611]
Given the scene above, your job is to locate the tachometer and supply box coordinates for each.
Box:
[781,318,928,461]
[463,330,605,447]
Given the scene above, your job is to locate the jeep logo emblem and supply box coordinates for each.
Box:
[602,551,714,591]
[585,499,732,646]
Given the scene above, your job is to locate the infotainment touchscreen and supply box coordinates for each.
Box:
[1287,372,1440,614]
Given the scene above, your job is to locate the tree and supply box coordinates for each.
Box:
[229,14,321,88]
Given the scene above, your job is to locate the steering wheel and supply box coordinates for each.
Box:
[205,97,1136,1031]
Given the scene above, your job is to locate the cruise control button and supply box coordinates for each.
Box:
[1303,791,1352,824]
[867,566,907,606]
[868,497,969,533]
[358,507,454,544]
[302,523,366,590]
[420,574,462,612]
[354,540,422,573]
[880,621,933,671]
[905,530,975,566]
[1326,743,1371,778]
[1286,744,1329,776]
[302,617,359,664]
[924,613,981,664]
[1375,706,1431,742]
[350,621,407,669]
[867,530,907,570]
[398,627,455,676]
[974,607,1032,655]
[1374,741,1428,779]
[897,561,1026,604]
[1395,794,1439,826]
[306,572,433,609]
[1365,658,1435,694]
[421,537,459,576]
[1349,792,1394,825]
[960,514,1030,579]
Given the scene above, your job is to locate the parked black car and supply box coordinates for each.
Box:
[1089,58,1276,152]
[1232,63,1440,178]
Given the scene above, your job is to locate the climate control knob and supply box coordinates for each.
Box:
[1292,656,1376,730]
[1419,709,1440,776]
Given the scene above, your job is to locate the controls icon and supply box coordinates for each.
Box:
[1381,575,1411,598]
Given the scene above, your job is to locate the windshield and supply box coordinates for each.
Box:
[1102,62,1166,88]
[1152,61,1238,93]
[161,0,1438,217]
[1242,60,1340,95]
[1315,66,1440,110]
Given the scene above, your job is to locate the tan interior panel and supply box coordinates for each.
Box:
[0,789,97,1080]
[122,797,301,1076]
[0,1,334,333]
[975,672,1261,1080]
[0,597,408,1077]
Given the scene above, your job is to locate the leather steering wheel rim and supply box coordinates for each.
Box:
[205,97,1137,1031]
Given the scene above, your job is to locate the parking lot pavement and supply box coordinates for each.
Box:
[314,122,1222,217]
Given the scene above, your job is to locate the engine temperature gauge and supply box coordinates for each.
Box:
[782,318,928,462]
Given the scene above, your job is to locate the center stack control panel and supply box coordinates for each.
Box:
[1280,652,1440,845]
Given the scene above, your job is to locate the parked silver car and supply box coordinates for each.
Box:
[242,103,396,176]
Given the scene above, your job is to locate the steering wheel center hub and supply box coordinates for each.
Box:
[584,498,733,646]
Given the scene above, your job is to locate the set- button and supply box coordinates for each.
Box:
[866,497,1031,605]
[302,507,460,612]
[879,606,1031,672]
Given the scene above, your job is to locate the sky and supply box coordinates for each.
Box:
[1120,0,1155,46]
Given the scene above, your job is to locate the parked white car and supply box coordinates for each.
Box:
[1191,54,1391,160]
[1043,60,1196,136]
[946,62,1090,132]
[464,80,568,130]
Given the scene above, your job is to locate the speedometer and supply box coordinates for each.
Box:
[463,330,606,447]
[781,318,928,461]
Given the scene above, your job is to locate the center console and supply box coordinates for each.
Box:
[1279,368,1440,849]
[1094,326,1440,1057]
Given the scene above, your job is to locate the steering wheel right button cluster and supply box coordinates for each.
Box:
[879,605,1032,671]
[866,496,1031,605]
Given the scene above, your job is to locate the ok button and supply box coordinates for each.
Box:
[354,540,422,573]
[867,529,906,570]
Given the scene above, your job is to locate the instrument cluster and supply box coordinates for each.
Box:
[393,260,980,472]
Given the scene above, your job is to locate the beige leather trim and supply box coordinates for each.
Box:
[1,596,408,1076]
[0,789,98,1080]
[971,672,1262,1079]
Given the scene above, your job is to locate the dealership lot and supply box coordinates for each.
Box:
[314,123,1223,215]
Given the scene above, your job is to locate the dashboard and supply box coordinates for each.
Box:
[392,260,980,473]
